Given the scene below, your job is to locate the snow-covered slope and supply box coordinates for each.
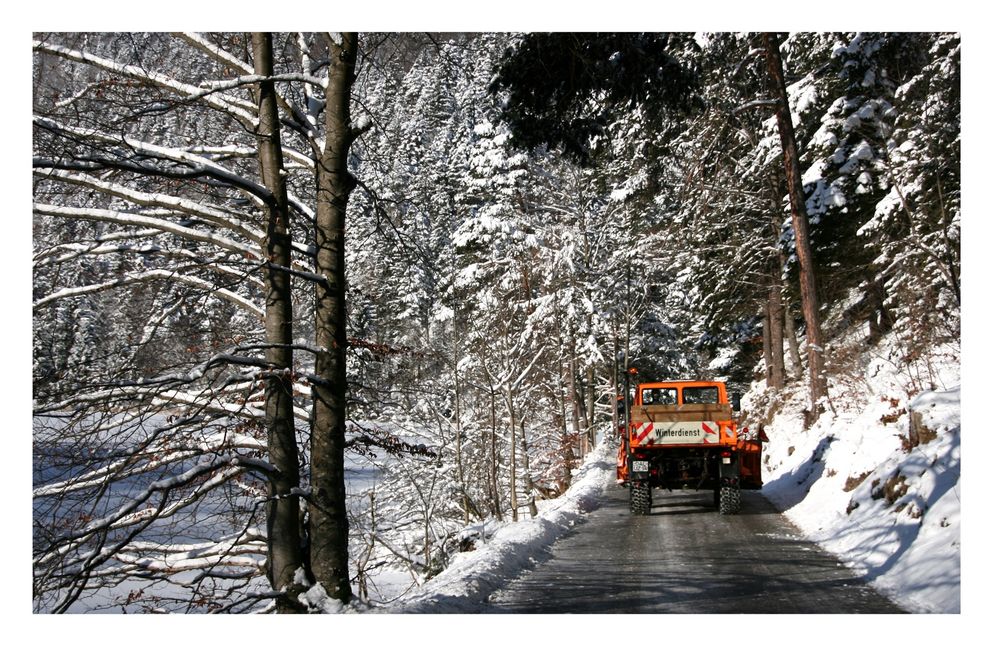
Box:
[749,335,960,613]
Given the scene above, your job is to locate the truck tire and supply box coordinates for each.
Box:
[719,484,741,515]
[630,482,652,515]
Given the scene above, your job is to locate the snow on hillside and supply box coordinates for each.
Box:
[749,335,960,613]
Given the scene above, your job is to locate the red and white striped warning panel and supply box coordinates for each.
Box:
[634,422,655,446]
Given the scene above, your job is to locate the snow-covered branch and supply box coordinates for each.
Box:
[34,241,263,295]
[33,116,273,207]
[176,31,324,155]
[33,266,264,319]
[35,168,262,244]
[186,142,315,171]
[33,203,260,260]
[33,228,164,265]
[33,38,258,125]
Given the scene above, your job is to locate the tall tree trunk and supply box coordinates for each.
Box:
[252,32,304,613]
[309,32,363,604]
[555,307,573,488]
[761,303,774,386]
[611,322,621,427]
[568,346,581,458]
[505,384,519,521]
[763,32,828,410]
[784,302,804,379]
[766,166,787,389]
[519,417,538,518]
[767,283,785,390]
[452,322,468,523]
[555,361,573,492]
[488,381,501,518]
[584,366,595,456]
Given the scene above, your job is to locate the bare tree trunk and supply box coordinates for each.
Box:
[505,384,519,521]
[519,417,538,518]
[452,323,468,523]
[763,32,828,410]
[784,302,804,379]
[555,308,573,488]
[309,32,364,604]
[766,166,788,389]
[611,322,621,427]
[761,303,774,386]
[488,383,501,517]
[252,32,304,613]
[767,283,785,390]
[555,364,573,491]
[568,347,581,458]
[584,366,595,455]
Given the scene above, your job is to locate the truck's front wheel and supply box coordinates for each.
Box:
[630,481,652,515]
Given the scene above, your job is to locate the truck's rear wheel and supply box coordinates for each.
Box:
[719,484,741,515]
[630,482,652,515]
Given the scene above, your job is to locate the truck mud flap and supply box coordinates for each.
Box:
[719,450,740,480]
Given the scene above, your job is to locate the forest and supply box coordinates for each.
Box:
[31,32,960,613]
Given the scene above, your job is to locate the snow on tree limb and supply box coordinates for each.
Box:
[32,266,265,320]
[35,168,263,243]
[35,463,255,611]
[34,241,264,295]
[33,228,165,264]
[174,32,254,75]
[176,31,324,155]
[33,203,261,260]
[32,38,259,125]
[187,142,316,171]
[33,116,273,206]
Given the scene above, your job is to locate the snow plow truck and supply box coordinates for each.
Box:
[617,379,763,515]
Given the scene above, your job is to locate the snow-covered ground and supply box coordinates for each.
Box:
[292,435,619,613]
[381,437,616,612]
[751,336,960,613]
[760,385,960,612]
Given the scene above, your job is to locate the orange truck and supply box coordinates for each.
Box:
[616,379,762,515]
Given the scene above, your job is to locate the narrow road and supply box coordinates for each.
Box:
[487,484,901,613]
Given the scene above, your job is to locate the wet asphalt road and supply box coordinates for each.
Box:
[487,484,901,613]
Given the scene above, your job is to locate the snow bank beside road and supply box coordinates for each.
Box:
[760,380,961,613]
[386,440,616,612]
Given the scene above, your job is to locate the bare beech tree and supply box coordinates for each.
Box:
[33,32,367,612]
[250,32,304,613]
[308,31,368,605]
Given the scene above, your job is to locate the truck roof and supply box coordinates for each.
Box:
[634,380,729,406]
[636,380,726,388]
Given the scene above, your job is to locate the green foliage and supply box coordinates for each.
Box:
[491,33,703,162]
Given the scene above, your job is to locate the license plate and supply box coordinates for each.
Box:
[632,460,649,472]
[722,457,731,464]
